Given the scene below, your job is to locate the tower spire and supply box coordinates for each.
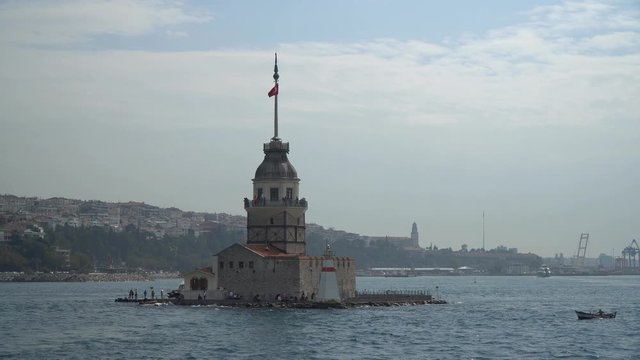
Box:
[272,53,279,140]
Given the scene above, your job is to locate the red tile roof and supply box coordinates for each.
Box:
[243,244,301,258]
[182,267,215,277]
[198,267,214,274]
[241,245,354,261]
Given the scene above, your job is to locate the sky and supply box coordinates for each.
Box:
[1,0,639,258]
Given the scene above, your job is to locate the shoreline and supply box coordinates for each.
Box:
[0,272,180,282]
[3,271,638,283]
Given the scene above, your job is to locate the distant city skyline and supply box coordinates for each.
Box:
[1,192,615,262]
[1,0,639,257]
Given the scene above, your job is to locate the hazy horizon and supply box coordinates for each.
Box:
[1,0,638,258]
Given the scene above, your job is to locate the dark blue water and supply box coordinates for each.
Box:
[1,276,638,359]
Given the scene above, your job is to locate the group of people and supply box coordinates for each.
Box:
[127,289,138,300]
[274,291,315,303]
[226,291,241,300]
[243,195,307,208]
[244,195,266,208]
[127,288,164,301]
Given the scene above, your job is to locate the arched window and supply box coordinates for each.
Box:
[198,277,208,290]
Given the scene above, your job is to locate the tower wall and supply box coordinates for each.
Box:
[216,246,301,300]
[299,257,355,300]
[247,138,307,255]
[252,180,300,201]
[246,206,306,253]
[216,246,355,301]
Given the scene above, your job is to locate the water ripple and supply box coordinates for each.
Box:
[1,276,639,359]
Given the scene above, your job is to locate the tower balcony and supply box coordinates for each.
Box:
[243,197,308,209]
[263,142,289,153]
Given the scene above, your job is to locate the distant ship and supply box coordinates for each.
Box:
[536,265,551,277]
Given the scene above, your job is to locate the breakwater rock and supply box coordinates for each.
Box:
[152,299,446,308]
[160,293,446,308]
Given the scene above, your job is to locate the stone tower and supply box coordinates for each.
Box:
[411,222,419,247]
[244,54,308,255]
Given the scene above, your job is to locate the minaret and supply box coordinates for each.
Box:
[244,54,308,254]
[411,222,419,247]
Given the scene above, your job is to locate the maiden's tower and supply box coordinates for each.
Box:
[180,55,356,302]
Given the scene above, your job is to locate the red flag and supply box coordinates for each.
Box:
[268,83,279,97]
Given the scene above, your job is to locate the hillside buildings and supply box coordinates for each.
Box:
[0,194,245,241]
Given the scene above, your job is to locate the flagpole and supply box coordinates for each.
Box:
[273,53,279,140]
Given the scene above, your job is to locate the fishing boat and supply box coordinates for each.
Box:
[575,310,617,320]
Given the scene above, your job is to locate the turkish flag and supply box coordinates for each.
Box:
[268,84,279,97]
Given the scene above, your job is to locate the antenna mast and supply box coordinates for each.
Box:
[482,211,485,250]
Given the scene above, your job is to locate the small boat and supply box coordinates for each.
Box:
[114,297,138,303]
[536,265,551,277]
[575,310,617,320]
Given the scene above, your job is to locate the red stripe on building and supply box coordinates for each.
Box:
[321,267,335,272]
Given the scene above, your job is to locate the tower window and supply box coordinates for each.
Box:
[257,188,263,198]
[239,261,244,269]
[249,261,254,269]
[270,217,274,224]
[219,261,224,269]
[270,188,279,201]
[286,188,293,199]
[229,261,234,269]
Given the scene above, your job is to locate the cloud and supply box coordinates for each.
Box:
[0,0,638,257]
[280,39,449,60]
[0,0,210,46]
[529,0,639,34]
[0,0,638,133]
[165,30,189,39]
[581,31,640,52]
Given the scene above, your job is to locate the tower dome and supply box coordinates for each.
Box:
[254,140,298,180]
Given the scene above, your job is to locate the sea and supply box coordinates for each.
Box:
[1,276,638,359]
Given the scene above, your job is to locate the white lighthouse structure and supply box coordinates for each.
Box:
[317,244,341,302]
